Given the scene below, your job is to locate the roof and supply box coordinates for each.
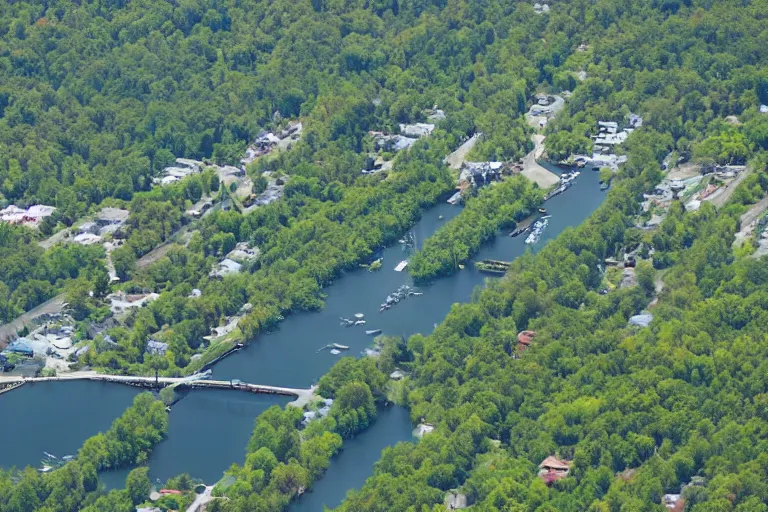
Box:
[539,456,570,471]
[73,233,103,245]
[27,205,56,218]
[146,339,168,355]
[97,208,130,223]
[8,339,34,354]
[629,314,653,327]
[517,330,535,346]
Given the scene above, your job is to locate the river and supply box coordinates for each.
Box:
[1,166,605,499]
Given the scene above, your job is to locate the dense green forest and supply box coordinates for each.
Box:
[3,0,768,510]
[409,176,543,282]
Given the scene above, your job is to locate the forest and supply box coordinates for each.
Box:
[409,176,544,282]
[2,0,768,510]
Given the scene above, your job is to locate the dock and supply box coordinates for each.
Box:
[474,259,511,274]
[0,372,319,408]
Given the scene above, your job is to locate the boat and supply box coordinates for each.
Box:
[331,343,350,350]
[438,215,444,219]
[354,320,366,326]
[354,313,365,319]
[538,208,547,214]
[38,465,53,473]
[600,182,610,190]
[458,264,465,269]
[339,317,354,327]
[525,217,549,245]
[330,349,341,355]
[394,260,409,272]
[411,292,423,296]
[366,329,382,336]
[475,259,511,274]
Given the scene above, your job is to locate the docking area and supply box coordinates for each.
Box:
[0,372,318,407]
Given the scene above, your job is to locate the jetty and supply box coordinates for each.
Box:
[0,372,318,407]
[475,259,511,275]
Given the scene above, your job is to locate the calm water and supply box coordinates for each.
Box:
[0,381,139,470]
[2,167,605,494]
[290,406,413,512]
[100,390,289,488]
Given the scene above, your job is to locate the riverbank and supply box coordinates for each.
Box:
[1,171,606,485]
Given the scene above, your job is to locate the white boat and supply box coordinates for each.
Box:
[354,313,365,319]
[394,260,409,272]
[366,329,382,335]
[332,343,350,350]
[354,320,366,326]
[330,349,341,355]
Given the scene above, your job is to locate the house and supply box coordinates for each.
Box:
[399,123,435,138]
[73,233,103,245]
[539,456,571,485]
[663,494,684,511]
[209,258,243,278]
[226,242,260,263]
[0,204,56,227]
[517,330,535,350]
[108,291,160,315]
[629,113,644,128]
[96,208,130,235]
[7,339,34,357]
[445,492,468,510]
[415,423,435,438]
[146,339,168,356]
[426,106,446,122]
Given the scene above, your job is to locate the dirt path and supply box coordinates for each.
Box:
[521,134,560,189]
[706,166,753,208]
[445,133,481,169]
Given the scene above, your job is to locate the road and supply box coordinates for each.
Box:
[186,486,216,512]
[1,222,193,345]
[521,134,560,189]
[444,133,481,169]
[706,166,752,208]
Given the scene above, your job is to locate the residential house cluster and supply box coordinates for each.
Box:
[209,242,260,279]
[0,204,56,228]
[69,208,131,277]
[155,158,204,186]
[592,115,642,154]
[241,122,302,166]
[107,291,160,316]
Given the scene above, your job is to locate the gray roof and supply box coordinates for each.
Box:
[146,339,168,355]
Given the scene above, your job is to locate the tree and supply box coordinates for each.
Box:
[125,467,151,506]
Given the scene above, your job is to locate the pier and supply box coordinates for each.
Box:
[0,372,318,407]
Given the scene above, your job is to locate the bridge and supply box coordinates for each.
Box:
[0,371,318,407]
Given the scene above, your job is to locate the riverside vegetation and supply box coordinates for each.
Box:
[3,0,768,511]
